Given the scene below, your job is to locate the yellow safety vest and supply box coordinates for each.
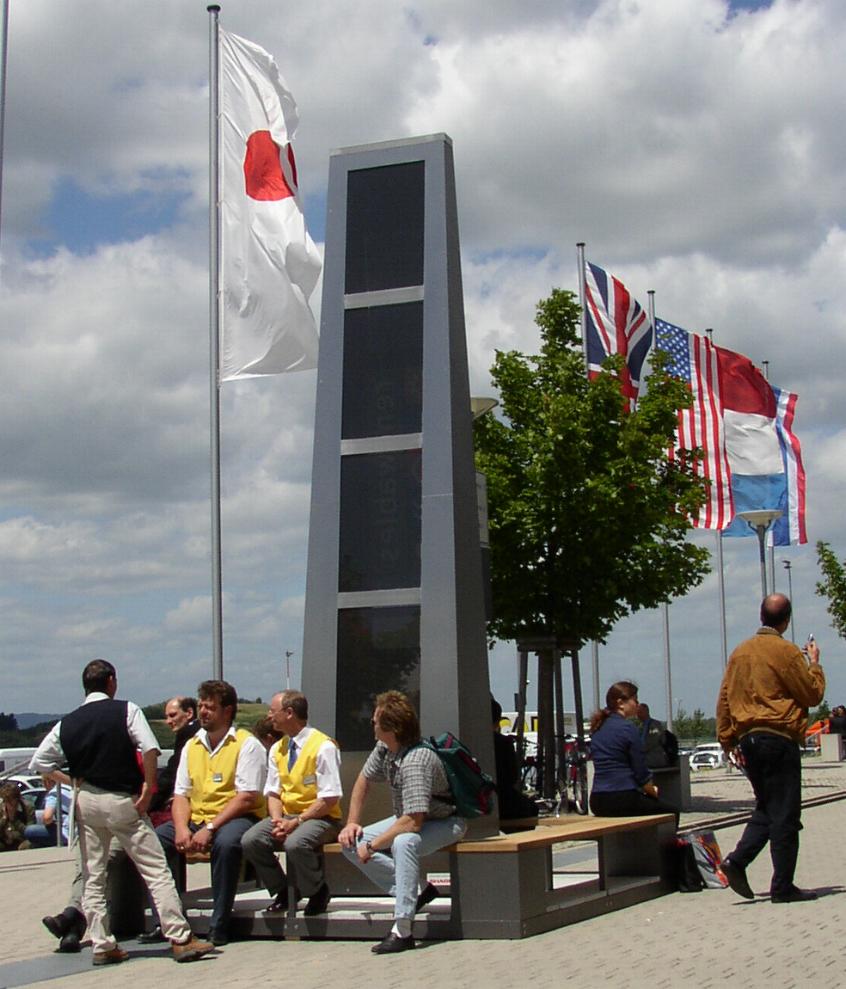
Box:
[275,729,342,819]
[186,728,267,824]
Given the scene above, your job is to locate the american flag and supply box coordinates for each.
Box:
[655,319,733,530]
[583,261,653,409]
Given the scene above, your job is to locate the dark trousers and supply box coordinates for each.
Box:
[589,788,680,826]
[729,732,802,897]
[155,816,258,937]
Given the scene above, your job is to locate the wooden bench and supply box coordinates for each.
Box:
[193,813,676,941]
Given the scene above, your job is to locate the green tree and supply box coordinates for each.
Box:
[473,288,711,649]
[816,541,846,639]
[673,705,716,743]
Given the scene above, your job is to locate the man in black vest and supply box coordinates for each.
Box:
[30,659,214,966]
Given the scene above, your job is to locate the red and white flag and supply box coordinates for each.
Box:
[219,30,321,381]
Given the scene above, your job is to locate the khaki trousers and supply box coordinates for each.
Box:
[76,784,191,952]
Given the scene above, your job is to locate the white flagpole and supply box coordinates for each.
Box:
[761,358,777,595]
[577,242,588,370]
[716,529,728,667]
[0,0,10,251]
[648,289,674,730]
[577,242,603,707]
[208,4,223,679]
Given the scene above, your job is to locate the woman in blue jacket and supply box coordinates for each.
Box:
[589,681,678,823]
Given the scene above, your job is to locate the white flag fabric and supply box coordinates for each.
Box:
[219,29,321,381]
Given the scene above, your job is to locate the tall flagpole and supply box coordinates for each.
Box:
[208,4,223,679]
[0,0,10,251]
[716,530,728,667]
[648,289,674,729]
[577,242,588,368]
[761,358,777,596]
[577,242,603,706]
[705,329,729,668]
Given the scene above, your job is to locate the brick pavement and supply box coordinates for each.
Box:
[3,758,845,989]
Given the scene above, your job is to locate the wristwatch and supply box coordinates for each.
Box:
[365,840,374,853]
[206,821,216,834]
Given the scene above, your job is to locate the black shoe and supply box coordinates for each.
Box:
[58,932,81,953]
[208,929,229,947]
[304,883,331,917]
[415,882,439,913]
[371,931,415,955]
[722,858,754,900]
[771,886,818,903]
[43,907,85,941]
[137,925,167,944]
[264,890,289,913]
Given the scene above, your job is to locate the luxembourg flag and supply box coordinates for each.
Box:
[719,347,807,546]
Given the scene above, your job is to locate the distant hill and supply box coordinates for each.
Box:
[15,712,62,729]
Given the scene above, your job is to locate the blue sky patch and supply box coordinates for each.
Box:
[31,175,191,256]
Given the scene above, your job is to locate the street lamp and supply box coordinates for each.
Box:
[782,559,795,642]
[737,509,783,598]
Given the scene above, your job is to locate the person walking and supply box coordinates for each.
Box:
[717,594,824,903]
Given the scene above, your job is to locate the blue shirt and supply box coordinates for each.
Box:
[590,713,651,793]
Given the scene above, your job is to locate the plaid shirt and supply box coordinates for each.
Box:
[362,742,454,819]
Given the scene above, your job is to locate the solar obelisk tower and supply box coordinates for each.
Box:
[302,135,495,831]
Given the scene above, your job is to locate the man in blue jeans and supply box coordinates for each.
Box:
[339,691,466,954]
[717,594,824,903]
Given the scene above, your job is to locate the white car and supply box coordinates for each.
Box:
[6,773,43,792]
[688,744,726,771]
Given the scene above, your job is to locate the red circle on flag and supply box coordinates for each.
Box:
[244,130,295,201]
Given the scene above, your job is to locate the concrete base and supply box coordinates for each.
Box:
[821,733,844,761]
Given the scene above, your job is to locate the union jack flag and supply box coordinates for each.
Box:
[655,319,733,530]
[583,261,653,409]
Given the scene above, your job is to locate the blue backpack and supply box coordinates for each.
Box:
[421,732,496,819]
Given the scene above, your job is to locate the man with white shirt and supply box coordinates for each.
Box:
[154,679,267,945]
[241,690,342,916]
[30,659,213,966]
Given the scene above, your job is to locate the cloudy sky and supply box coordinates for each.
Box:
[2,0,844,724]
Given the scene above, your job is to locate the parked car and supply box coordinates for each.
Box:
[7,774,43,793]
[689,743,726,770]
[20,787,48,815]
[689,751,721,771]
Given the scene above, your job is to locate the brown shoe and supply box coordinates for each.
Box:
[92,947,129,966]
[172,936,215,963]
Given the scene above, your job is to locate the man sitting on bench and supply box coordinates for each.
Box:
[153,680,267,946]
[339,691,466,955]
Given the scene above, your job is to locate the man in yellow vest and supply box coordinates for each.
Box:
[154,680,267,945]
[241,690,342,915]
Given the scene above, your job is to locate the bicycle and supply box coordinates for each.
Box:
[556,735,589,816]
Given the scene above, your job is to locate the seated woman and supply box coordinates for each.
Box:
[24,777,72,848]
[0,782,32,851]
[589,681,678,825]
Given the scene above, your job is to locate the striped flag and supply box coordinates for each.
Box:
[583,261,653,409]
[655,319,733,529]
[770,387,807,546]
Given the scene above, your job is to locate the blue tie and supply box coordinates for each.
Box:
[288,740,298,772]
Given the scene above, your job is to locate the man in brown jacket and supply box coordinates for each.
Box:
[717,594,824,903]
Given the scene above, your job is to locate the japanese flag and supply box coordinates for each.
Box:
[219,30,321,381]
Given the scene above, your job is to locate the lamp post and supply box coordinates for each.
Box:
[782,559,795,642]
[737,509,783,598]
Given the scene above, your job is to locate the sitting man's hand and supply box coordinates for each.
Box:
[191,824,214,852]
[338,823,362,849]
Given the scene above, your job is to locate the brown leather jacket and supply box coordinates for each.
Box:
[717,627,825,748]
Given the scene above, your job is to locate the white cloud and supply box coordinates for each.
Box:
[2,0,845,718]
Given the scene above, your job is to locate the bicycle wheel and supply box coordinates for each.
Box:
[572,765,589,815]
